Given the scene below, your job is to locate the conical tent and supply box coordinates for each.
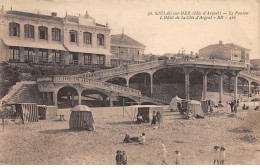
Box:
[69,105,95,131]
[168,96,182,112]
[187,100,204,116]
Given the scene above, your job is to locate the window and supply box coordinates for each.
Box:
[9,22,20,37]
[69,53,78,64]
[9,47,20,61]
[97,34,104,46]
[83,32,92,44]
[97,54,105,65]
[52,50,61,63]
[38,26,48,40]
[70,30,77,43]
[52,28,61,41]
[39,50,48,62]
[84,54,92,65]
[24,48,34,62]
[24,24,34,38]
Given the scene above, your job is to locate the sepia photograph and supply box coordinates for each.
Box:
[0,0,259,165]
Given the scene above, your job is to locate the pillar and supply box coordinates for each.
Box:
[248,81,251,97]
[71,94,75,107]
[126,77,130,87]
[78,91,82,105]
[202,73,207,101]
[234,75,238,106]
[150,73,153,98]
[185,71,190,100]
[219,75,223,103]
[109,96,113,107]
[53,91,58,107]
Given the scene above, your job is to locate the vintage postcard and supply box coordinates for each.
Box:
[0,0,259,166]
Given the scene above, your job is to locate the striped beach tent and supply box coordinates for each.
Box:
[13,103,38,124]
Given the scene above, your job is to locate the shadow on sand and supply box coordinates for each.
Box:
[228,128,252,133]
[39,129,88,134]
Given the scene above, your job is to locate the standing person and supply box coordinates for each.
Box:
[161,143,167,165]
[121,151,127,165]
[229,101,234,112]
[175,150,182,165]
[219,146,225,165]
[151,111,157,125]
[156,111,162,128]
[237,99,240,107]
[213,145,220,165]
[116,150,121,165]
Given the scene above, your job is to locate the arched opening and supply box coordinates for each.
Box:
[129,72,151,97]
[57,86,79,108]
[251,82,260,96]
[81,89,108,107]
[106,77,127,86]
[238,77,249,96]
[153,67,185,102]
[223,72,234,93]
[189,70,203,100]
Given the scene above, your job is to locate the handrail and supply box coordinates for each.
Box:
[74,58,246,80]
[52,75,142,97]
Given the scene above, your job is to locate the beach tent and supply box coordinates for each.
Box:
[69,105,95,131]
[187,100,204,117]
[12,103,38,124]
[168,96,182,112]
[241,111,260,132]
[38,105,57,120]
[131,105,164,123]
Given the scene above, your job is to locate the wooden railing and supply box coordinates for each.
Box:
[52,75,142,97]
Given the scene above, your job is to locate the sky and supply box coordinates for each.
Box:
[0,0,259,59]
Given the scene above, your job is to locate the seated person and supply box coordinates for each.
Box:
[242,104,246,110]
[123,134,131,143]
[195,114,204,119]
[136,115,144,124]
[255,106,259,111]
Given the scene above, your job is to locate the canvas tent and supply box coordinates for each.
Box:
[168,96,182,112]
[131,105,163,123]
[187,100,204,117]
[38,105,57,120]
[241,111,260,132]
[69,105,95,131]
[12,103,38,124]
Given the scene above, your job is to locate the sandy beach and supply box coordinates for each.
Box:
[0,106,259,165]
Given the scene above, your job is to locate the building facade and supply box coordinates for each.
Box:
[110,33,145,67]
[199,41,250,69]
[0,8,111,66]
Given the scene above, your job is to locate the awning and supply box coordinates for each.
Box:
[65,45,112,55]
[2,38,66,51]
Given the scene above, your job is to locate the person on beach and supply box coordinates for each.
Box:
[161,143,167,165]
[156,111,161,128]
[229,101,234,112]
[219,146,225,165]
[213,145,220,165]
[116,150,121,165]
[175,150,182,165]
[121,151,127,165]
[139,133,146,144]
[151,111,157,125]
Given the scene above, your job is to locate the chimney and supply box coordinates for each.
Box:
[219,41,223,45]
[51,12,57,17]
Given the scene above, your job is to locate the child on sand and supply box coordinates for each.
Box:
[219,146,225,165]
[175,150,182,165]
[116,150,121,165]
[213,145,220,165]
[139,133,146,144]
[121,151,127,165]
[161,143,167,165]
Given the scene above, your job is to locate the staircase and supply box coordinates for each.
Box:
[0,81,36,103]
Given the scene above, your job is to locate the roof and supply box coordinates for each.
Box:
[2,38,66,51]
[200,43,250,51]
[65,45,112,55]
[6,10,63,22]
[226,43,250,51]
[66,15,105,27]
[71,105,91,112]
[111,34,145,48]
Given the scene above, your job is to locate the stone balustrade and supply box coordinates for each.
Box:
[52,75,142,97]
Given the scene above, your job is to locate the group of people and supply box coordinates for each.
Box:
[54,114,65,121]
[161,143,182,165]
[123,133,146,144]
[213,145,226,165]
[228,99,239,112]
[115,150,127,165]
